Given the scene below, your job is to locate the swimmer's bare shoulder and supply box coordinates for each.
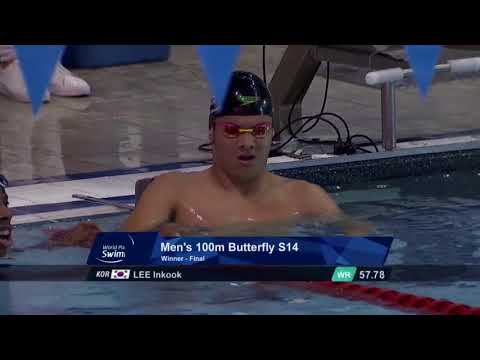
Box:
[280,177,374,235]
[121,171,187,232]
[277,176,344,221]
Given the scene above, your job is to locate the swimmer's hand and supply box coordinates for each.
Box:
[47,222,102,249]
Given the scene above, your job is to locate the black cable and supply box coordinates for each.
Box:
[278,114,341,142]
[258,58,347,153]
[286,62,330,142]
[355,147,372,153]
[276,62,341,150]
[349,134,379,152]
[316,112,350,140]
[262,45,267,85]
[301,62,331,133]
[273,114,341,152]
[307,116,341,141]
[272,117,316,152]
[278,61,379,157]
[280,61,351,150]
[286,98,299,141]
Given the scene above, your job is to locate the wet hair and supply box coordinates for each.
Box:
[209,71,273,129]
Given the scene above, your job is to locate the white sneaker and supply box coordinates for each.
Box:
[0,60,50,103]
[49,64,91,97]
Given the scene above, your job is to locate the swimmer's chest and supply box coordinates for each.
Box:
[174,187,303,227]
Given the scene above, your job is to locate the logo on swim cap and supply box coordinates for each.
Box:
[237,95,260,106]
[209,71,272,119]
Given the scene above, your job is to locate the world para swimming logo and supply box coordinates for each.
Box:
[95,235,135,264]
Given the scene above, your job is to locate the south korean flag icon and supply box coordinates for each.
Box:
[111,269,131,280]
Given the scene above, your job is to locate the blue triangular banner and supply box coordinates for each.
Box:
[196,45,241,111]
[404,45,442,97]
[15,45,65,116]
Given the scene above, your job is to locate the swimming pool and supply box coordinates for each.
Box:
[1,166,479,315]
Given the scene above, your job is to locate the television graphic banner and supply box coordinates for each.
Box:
[87,233,393,267]
[3,265,480,282]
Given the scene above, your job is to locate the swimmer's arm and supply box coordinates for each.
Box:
[46,174,179,248]
[302,182,374,236]
[119,174,178,233]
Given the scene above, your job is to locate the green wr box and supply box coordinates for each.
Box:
[331,267,357,282]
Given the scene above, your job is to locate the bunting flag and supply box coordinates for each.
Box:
[196,45,241,111]
[15,45,65,115]
[404,45,442,97]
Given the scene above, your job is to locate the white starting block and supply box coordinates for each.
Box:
[365,57,480,151]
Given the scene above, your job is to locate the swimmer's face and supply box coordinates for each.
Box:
[211,115,273,181]
[0,188,12,250]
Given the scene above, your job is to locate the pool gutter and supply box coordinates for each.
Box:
[270,140,480,186]
[11,140,480,225]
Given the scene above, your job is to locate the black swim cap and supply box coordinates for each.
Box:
[210,71,273,122]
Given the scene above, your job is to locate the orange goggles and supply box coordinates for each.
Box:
[218,122,272,139]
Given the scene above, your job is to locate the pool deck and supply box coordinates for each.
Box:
[3,45,480,222]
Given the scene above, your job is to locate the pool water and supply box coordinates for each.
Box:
[1,170,480,314]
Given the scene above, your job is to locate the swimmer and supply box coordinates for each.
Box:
[121,71,372,237]
[0,174,101,256]
[0,71,372,253]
